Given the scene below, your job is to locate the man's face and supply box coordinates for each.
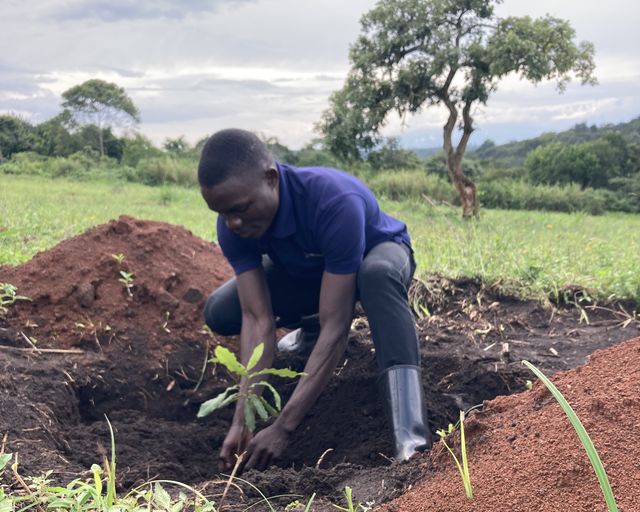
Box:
[200,168,279,239]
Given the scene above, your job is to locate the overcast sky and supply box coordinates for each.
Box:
[2,0,639,149]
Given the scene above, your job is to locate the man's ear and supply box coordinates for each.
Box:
[264,166,279,189]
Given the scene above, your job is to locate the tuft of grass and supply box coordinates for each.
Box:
[436,410,473,499]
[522,360,618,512]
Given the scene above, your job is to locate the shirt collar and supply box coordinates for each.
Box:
[264,161,296,239]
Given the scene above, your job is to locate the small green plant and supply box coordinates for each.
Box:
[118,270,135,297]
[197,343,304,433]
[436,410,473,499]
[333,486,373,511]
[0,282,31,315]
[111,252,125,264]
[522,360,618,512]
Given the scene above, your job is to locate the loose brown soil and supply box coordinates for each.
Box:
[0,215,638,510]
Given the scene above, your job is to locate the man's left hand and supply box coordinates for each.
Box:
[241,423,290,472]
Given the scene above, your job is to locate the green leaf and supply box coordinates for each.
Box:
[249,394,269,421]
[197,388,239,418]
[244,399,256,432]
[154,482,172,509]
[0,453,11,471]
[212,346,246,376]
[246,343,264,371]
[253,380,282,411]
[523,360,618,512]
[254,368,305,379]
[260,396,279,417]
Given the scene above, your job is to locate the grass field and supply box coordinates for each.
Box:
[2,174,639,302]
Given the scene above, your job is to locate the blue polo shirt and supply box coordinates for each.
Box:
[217,162,411,278]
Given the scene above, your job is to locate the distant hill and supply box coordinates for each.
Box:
[468,116,640,167]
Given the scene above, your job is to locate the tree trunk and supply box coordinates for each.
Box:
[442,99,478,219]
[447,154,477,219]
[98,128,104,158]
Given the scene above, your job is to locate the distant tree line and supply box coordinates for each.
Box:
[1,76,639,214]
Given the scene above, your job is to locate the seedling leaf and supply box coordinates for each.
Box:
[213,345,247,376]
[249,394,269,421]
[244,399,256,432]
[255,368,305,378]
[247,343,264,371]
[197,387,239,418]
[253,380,282,411]
[522,360,618,512]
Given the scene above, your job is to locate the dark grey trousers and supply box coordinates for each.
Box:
[204,241,420,370]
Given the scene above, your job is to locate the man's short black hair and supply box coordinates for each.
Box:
[198,128,274,188]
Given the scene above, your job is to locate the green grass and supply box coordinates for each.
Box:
[384,199,640,302]
[2,175,639,302]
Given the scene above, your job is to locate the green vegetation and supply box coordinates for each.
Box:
[436,411,473,499]
[197,343,305,432]
[0,282,31,315]
[522,361,618,512]
[2,175,639,303]
[319,0,596,216]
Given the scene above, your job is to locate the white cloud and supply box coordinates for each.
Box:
[1,0,638,148]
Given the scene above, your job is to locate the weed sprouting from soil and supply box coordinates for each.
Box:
[0,282,31,315]
[523,360,619,512]
[436,410,473,499]
[333,486,374,511]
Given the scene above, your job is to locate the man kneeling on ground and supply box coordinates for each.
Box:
[198,129,431,472]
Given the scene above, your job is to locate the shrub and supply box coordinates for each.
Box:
[477,180,608,215]
[367,170,458,203]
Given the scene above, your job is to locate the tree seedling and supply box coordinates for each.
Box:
[198,343,304,510]
[436,410,473,499]
[0,282,31,315]
[197,343,304,433]
[118,270,134,297]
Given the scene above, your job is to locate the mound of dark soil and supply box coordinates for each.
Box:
[1,216,638,510]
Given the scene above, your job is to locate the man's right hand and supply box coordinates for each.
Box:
[219,425,253,472]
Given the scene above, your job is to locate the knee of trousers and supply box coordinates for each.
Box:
[357,258,404,296]
[203,291,238,336]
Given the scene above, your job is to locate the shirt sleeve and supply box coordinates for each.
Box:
[316,193,367,274]
[216,215,262,275]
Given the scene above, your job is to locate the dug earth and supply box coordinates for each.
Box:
[1,216,638,510]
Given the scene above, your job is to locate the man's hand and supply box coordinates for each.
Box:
[241,423,291,472]
[219,424,253,472]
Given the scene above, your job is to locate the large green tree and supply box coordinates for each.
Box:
[0,115,35,161]
[320,0,596,217]
[62,79,140,157]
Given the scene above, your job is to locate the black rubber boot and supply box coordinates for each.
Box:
[277,314,320,354]
[379,365,432,461]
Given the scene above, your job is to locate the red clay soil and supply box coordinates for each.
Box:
[0,215,233,352]
[380,336,640,512]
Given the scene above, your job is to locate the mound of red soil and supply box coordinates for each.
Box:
[380,336,640,512]
[0,215,232,351]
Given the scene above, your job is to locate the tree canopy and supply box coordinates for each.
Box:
[62,79,140,156]
[319,0,596,217]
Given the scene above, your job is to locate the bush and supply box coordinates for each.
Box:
[367,171,458,203]
[134,157,197,186]
[477,180,608,215]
